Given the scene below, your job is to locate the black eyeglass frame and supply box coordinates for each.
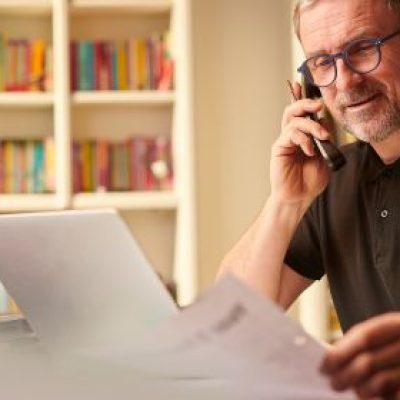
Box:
[297,28,400,88]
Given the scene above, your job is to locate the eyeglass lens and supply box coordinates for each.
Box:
[306,39,381,87]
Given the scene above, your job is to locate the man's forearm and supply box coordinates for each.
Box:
[217,195,307,300]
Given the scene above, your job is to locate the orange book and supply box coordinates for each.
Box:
[134,38,147,90]
[117,41,129,90]
[30,39,45,91]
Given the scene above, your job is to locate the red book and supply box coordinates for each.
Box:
[158,59,174,91]
[104,42,114,90]
[96,139,110,191]
[129,137,148,190]
[144,138,157,190]
[72,141,82,192]
[93,41,102,90]
[70,41,78,91]
[154,35,164,88]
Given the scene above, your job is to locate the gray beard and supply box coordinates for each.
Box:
[340,104,400,143]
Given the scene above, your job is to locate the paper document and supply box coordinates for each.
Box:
[92,276,355,399]
[0,276,355,400]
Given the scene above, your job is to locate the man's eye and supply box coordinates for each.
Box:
[349,41,376,56]
[311,56,332,70]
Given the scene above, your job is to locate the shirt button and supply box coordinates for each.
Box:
[381,209,389,218]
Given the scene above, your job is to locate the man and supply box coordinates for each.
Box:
[218,0,400,398]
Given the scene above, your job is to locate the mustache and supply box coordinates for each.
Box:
[335,81,386,109]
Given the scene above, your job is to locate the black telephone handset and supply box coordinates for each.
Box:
[288,81,346,171]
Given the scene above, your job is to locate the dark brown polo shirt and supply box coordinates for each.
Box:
[285,141,400,332]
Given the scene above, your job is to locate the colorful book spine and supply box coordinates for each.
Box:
[44,45,53,91]
[81,140,93,191]
[30,39,45,91]
[25,141,35,193]
[33,141,45,193]
[4,141,14,193]
[79,41,94,91]
[72,136,173,193]
[117,41,129,90]
[44,136,56,192]
[70,41,78,91]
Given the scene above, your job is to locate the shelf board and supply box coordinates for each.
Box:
[70,0,172,15]
[72,191,177,210]
[72,90,174,106]
[0,194,57,212]
[0,0,52,15]
[0,92,54,108]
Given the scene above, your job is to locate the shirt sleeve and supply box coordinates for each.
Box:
[284,200,325,281]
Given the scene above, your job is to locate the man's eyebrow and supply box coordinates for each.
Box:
[305,29,380,59]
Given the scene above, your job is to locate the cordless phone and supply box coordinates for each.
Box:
[288,81,346,171]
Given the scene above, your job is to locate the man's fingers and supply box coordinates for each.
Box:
[282,98,324,126]
[275,117,330,156]
[328,339,400,391]
[355,367,400,399]
[321,314,400,375]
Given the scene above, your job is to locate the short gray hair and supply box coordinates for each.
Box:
[293,0,400,40]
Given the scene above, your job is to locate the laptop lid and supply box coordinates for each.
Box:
[0,209,178,352]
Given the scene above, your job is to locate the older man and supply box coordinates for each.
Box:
[218,0,400,398]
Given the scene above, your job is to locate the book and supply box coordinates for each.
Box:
[30,39,46,91]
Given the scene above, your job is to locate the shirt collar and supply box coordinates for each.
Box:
[364,143,400,183]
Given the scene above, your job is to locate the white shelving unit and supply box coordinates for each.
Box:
[0,0,197,306]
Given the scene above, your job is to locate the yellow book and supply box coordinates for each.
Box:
[44,136,56,192]
[134,38,147,90]
[81,141,93,191]
[30,39,45,91]
[117,42,129,90]
[128,39,136,90]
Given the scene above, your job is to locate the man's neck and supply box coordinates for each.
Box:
[371,133,400,165]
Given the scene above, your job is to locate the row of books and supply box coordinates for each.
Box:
[73,136,173,192]
[0,138,55,194]
[70,33,174,91]
[0,31,174,93]
[0,36,52,92]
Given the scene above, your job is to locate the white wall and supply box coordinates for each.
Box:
[193,0,294,289]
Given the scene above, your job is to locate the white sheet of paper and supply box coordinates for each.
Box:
[92,276,356,399]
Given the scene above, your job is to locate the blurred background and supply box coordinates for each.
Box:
[0,0,340,344]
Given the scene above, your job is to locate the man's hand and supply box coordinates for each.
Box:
[320,313,400,399]
[270,82,331,208]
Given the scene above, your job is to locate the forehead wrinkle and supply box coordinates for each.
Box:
[300,0,397,58]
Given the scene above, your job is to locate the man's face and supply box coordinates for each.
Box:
[300,0,400,143]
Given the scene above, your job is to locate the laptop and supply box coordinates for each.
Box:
[0,209,178,352]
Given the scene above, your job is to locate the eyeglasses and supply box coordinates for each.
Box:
[297,28,400,88]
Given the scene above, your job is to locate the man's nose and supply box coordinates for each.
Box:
[334,59,364,91]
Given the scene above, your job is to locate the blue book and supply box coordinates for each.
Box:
[33,141,44,193]
[79,41,94,90]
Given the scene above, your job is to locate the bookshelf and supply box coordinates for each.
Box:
[0,0,197,310]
